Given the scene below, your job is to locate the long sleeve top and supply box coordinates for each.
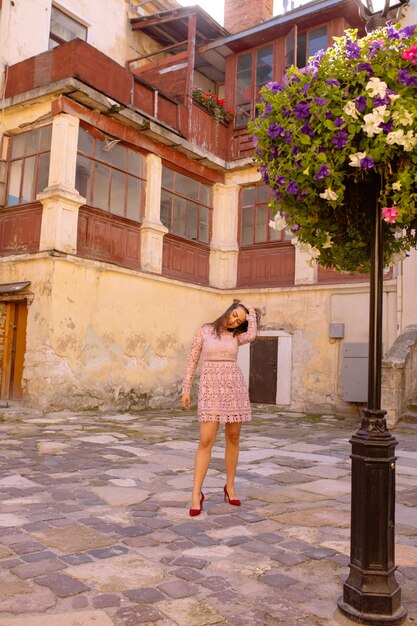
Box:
[182,310,258,396]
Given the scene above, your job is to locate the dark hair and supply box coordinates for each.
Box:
[209,300,260,338]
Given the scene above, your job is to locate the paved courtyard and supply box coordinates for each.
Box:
[0,406,416,626]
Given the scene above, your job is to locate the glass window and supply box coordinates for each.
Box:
[160,166,212,244]
[308,26,327,58]
[240,185,289,245]
[75,128,145,221]
[256,46,273,97]
[49,6,87,49]
[236,46,275,127]
[6,127,52,207]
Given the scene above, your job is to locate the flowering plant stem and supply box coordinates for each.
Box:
[249,24,417,272]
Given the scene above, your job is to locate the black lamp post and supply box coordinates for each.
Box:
[337,1,410,624]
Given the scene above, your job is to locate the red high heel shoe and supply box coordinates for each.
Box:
[224,485,241,506]
[189,492,204,517]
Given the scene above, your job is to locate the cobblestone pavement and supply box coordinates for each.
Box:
[0,406,416,626]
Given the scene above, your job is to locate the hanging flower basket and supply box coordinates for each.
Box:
[249,24,417,273]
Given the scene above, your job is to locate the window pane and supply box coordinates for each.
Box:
[93,162,110,210]
[256,45,273,89]
[50,6,87,43]
[11,134,26,160]
[242,187,255,207]
[297,32,307,68]
[237,53,252,73]
[241,206,254,245]
[236,69,252,105]
[110,169,126,217]
[255,205,268,242]
[199,206,209,243]
[21,156,36,203]
[97,140,127,170]
[236,103,251,127]
[285,29,295,67]
[162,166,174,189]
[160,190,172,230]
[175,172,199,200]
[185,201,198,240]
[78,128,94,155]
[128,150,143,177]
[127,176,141,221]
[172,196,187,237]
[39,125,52,152]
[36,153,50,194]
[200,184,211,206]
[308,26,327,58]
[7,160,22,205]
[76,155,92,202]
[26,128,41,155]
[257,185,269,203]
[270,225,282,241]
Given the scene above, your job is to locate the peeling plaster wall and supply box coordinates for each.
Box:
[0,255,398,415]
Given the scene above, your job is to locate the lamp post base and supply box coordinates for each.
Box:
[337,597,408,625]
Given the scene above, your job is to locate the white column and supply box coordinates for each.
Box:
[140,153,168,273]
[38,114,85,254]
[209,183,239,288]
[401,249,417,328]
[292,238,317,285]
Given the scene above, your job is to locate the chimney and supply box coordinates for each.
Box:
[224,0,274,34]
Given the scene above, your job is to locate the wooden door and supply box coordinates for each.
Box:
[1,301,28,400]
[249,337,277,403]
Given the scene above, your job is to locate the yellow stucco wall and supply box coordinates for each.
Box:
[0,253,398,414]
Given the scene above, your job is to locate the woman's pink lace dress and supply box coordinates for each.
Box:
[182,311,257,423]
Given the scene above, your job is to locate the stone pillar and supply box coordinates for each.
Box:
[38,114,85,254]
[209,183,239,289]
[140,153,168,274]
[292,239,318,285]
[401,249,417,329]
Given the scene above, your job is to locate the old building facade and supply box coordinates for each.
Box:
[0,0,416,422]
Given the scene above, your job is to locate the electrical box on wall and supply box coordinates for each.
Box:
[343,343,368,402]
[329,323,345,339]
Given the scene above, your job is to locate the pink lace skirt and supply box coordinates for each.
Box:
[198,361,252,423]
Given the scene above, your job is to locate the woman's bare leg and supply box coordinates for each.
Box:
[191,421,219,509]
[224,422,242,500]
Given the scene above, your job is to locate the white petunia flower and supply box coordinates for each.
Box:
[343,101,359,120]
[392,108,413,126]
[402,130,417,151]
[386,129,405,145]
[365,77,388,98]
[319,187,338,201]
[392,181,402,191]
[322,233,333,249]
[349,151,367,167]
[269,215,288,231]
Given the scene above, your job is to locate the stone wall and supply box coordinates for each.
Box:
[382,325,417,428]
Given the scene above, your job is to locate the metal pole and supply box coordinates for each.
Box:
[337,174,407,624]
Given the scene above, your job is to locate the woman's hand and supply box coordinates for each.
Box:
[182,393,191,410]
[239,301,253,312]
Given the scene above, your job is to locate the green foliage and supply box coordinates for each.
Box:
[249,25,417,272]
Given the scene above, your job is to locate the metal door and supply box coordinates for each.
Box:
[249,337,277,403]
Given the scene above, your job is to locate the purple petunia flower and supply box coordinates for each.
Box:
[325,79,340,86]
[334,116,345,127]
[286,181,300,195]
[294,102,310,120]
[291,146,300,155]
[282,105,291,117]
[360,156,375,169]
[251,135,259,147]
[331,130,349,149]
[373,95,391,107]
[267,123,286,139]
[346,40,361,59]
[302,82,311,94]
[269,146,280,159]
[290,223,302,232]
[398,69,417,86]
[265,102,272,114]
[301,122,314,137]
[275,175,286,185]
[314,164,330,180]
[399,25,416,39]
[368,41,383,58]
[380,119,394,133]
[386,25,400,40]
[355,96,367,111]
[265,81,283,93]
[357,63,373,76]
[284,131,293,145]
[273,189,282,201]
[314,97,328,106]
[325,111,333,120]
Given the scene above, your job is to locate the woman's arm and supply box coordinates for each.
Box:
[181,326,204,408]
[237,309,258,345]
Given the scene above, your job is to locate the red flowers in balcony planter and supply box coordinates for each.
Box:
[192,87,236,123]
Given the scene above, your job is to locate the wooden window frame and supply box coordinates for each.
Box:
[75,127,146,223]
[235,43,274,129]
[160,165,212,245]
[49,4,88,49]
[239,184,290,247]
[285,23,328,70]
[5,126,52,208]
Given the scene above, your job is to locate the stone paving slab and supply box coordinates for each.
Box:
[0,408,415,625]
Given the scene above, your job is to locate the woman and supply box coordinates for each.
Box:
[182,300,259,516]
